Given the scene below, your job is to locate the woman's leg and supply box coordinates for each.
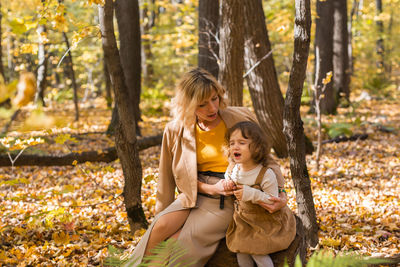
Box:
[144,209,190,255]
[236,253,255,267]
[252,254,274,267]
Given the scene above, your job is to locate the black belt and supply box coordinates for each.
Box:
[198,171,225,209]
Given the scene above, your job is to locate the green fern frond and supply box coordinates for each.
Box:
[104,245,132,266]
[140,239,196,267]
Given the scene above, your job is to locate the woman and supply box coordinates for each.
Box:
[124,68,288,266]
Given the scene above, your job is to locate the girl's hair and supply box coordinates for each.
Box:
[171,67,227,126]
[225,121,272,166]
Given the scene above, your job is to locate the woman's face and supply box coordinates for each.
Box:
[195,90,220,123]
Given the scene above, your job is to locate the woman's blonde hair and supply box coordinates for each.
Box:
[171,67,227,126]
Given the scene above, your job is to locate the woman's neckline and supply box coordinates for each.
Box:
[196,115,222,131]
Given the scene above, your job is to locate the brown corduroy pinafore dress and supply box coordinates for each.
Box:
[226,166,296,255]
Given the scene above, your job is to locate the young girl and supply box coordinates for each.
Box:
[225,121,296,267]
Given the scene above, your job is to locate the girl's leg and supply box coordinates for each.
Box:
[144,209,190,255]
[236,253,255,267]
[251,254,274,267]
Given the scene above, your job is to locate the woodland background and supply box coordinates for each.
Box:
[0,0,399,266]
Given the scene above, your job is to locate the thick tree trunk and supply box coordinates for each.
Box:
[314,0,336,114]
[98,0,147,232]
[198,0,219,79]
[35,23,48,106]
[115,0,142,136]
[333,0,350,101]
[243,0,288,158]
[348,0,357,77]
[62,32,80,121]
[283,0,319,247]
[218,0,244,106]
[106,104,119,136]
[0,135,162,166]
[104,55,112,108]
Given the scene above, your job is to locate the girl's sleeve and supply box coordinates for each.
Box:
[241,169,279,204]
[155,126,176,215]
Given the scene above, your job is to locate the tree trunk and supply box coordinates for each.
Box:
[348,0,357,77]
[35,23,48,106]
[375,0,384,72]
[104,55,113,108]
[140,0,155,86]
[106,104,119,136]
[0,134,162,166]
[218,0,244,106]
[314,0,336,114]
[62,32,80,121]
[198,0,219,79]
[283,0,319,247]
[333,0,350,102]
[0,3,5,81]
[98,0,147,232]
[115,0,142,136]
[243,0,288,158]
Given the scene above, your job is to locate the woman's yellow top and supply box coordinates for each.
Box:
[195,120,228,172]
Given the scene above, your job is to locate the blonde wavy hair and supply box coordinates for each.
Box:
[171,67,227,127]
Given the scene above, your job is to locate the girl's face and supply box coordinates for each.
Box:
[195,90,220,123]
[229,129,255,169]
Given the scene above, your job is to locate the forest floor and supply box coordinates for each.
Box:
[0,88,399,266]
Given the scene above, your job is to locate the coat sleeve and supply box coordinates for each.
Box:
[155,126,176,215]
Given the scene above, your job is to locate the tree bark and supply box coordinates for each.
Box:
[333,0,350,101]
[314,0,336,114]
[0,3,5,81]
[140,0,156,86]
[283,0,319,247]
[115,0,142,136]
[62,32,80,121]
[35,22,48,106]
[375,0,384,72]
[103,55,112,108]
[243,0,288,158]
[0,134,162,166]
[218,0,244,106]
[198,0,219,79]
[98,0,147,232]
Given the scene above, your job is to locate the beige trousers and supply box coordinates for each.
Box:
[123,195,234,267]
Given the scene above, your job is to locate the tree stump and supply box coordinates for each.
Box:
[206,215,306,267]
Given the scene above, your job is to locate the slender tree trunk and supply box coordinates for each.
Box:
[140,0,155,86]
[6,26,15,81]
[62,32,80,121]
[0,3,5,81]
[243,0,288,158]
[314,0,336,114]
[333,0,350,101]
[198,0,219,79]
[218,0,244,106]
[35,22,48,106]
[348,0,358,76]
[375,0,384,73]
[115,0,142,136]
[283,0,319,247]
[98,0,147,232]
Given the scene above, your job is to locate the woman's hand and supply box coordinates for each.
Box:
[257,192,287,213]
[233,185,243,201]
[213,179,235,196]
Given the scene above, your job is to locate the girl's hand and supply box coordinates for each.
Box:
[213,179,234,196]
[233,185,243,201]
[257,192,287,213]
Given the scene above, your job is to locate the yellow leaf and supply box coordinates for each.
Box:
[72,160,78,166]
[321,237,341,247]
[53,231,70,245]
[14,227,26,234]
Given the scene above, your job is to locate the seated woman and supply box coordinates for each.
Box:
[123,68,288,267]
